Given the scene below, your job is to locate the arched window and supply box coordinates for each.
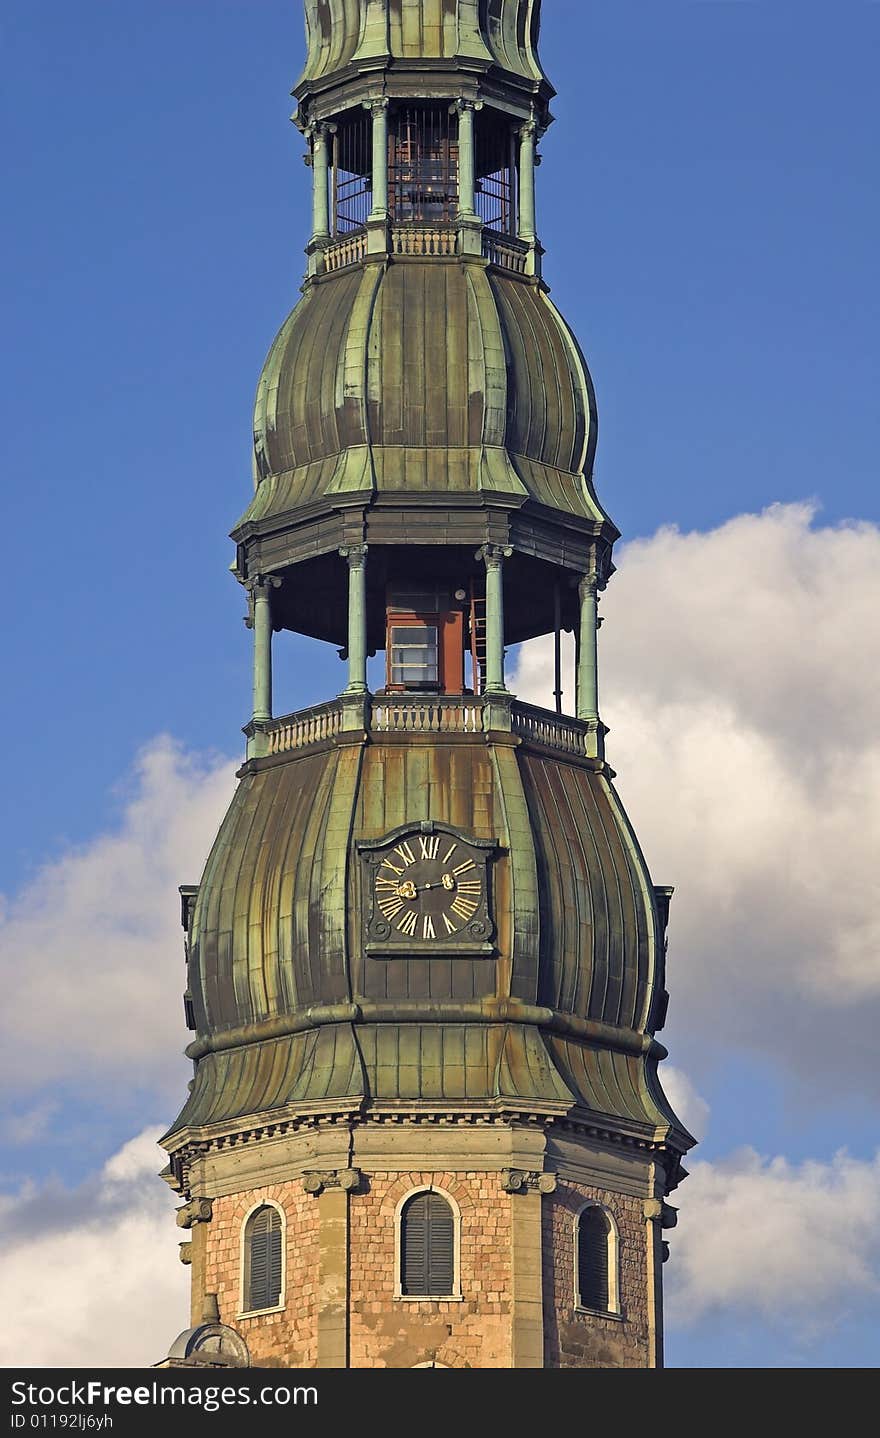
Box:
[575,1204,620,1314]
[399,1190,456,1297]
[242,1203,284,1313]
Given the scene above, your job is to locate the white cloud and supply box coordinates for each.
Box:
[512,504,880,1088]
[0,1102,58,1146]
[659,1067,710,1143]
[0,1128,188,1367]
[0,737,235,1101]
[668,1147,880,1328]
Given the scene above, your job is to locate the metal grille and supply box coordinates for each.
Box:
[333,112,371,234]
[475,114,515,233]
[577,1207,610,1311]
[389,106,458,223]
[401,1192,455,1295]
[247,1204,283,1311]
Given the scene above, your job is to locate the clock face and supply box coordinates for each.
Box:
[362,826,494,953]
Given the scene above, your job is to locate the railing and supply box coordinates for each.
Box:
[390,224,457,258]
[259,696,597,760]
[318,226,532,273]
[371,696,483,734]
[510,702,595,759]
[323,229,368,272]
[264,701,344,755]
[481,231,530,276]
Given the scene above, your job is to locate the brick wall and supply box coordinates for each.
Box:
[204,1184,318,1368]
[349,1170,511,1369]
[196,1170,651,1368]
[542,1182,651,1368]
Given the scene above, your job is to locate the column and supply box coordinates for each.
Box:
[643,1194,676,1370]
[317,1186,349,1369]
[456,100,476,218]
[517,118,537,242]
[553,581,562,714]
[250,576,274,723]
[510,1190,544,1367]
[480,544,511,694]
[576,570,599,722]
[340,545,368,694]
[366,98,389,221]
[310,123,331,242]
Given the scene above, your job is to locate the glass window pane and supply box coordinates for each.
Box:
[389,624,438,686]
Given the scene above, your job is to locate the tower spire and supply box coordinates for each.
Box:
[160,0,693,1372]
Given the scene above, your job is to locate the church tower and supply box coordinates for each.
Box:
[160,0,693,1371]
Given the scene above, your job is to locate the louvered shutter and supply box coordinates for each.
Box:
[248,1206,282,1311]
[401,1193,455,1295]
[577,1208,610,1311]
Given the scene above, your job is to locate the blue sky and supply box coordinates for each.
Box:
[1,1,878,1369]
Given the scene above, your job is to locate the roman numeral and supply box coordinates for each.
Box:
[442,913,457,934]
[451,896,478,921]
[394,841,416,866]
[381,858,404,877]
[375,877,401,891]
[456,881,481,895]
[397,909,418,936]
[378,896,404,920]
[422,915,435,939]
[442,842,457,863]
[452,860,476,876]
[419,835,440,860]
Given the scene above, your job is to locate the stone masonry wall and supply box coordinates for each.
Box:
[205,1184,318,1368]
[349,1170,512,1369]
[543,1181,651,1368]
[197,1170,651,1368]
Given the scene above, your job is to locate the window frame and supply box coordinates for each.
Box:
[387,620,441,690]
[393,1185,463,1302]
[238,1199,287,1319]
[572,1200,622,1319]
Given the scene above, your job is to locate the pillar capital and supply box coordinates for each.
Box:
[501,1169,557,1195]
[362,96,389,116]
[244,572,281,594]
[176,1198,214,1229]
[302,1168,361,1196]
[339,543,368,569]
[477,543,512,568]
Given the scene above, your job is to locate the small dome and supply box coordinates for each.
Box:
[243,260,606,530]
[297,0,552,94]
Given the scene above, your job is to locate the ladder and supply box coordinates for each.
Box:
[469,580,487,695]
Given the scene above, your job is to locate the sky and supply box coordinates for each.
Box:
[1,0,878,1370]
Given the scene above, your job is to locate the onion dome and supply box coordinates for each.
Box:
[242,260,608,531]
[297,0,553,102]
[167,729,686,1156]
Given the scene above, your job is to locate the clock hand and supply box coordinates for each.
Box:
[395,877,454,898]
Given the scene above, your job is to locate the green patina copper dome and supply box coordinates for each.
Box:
[297,0,553,96]
[168,731,683,1145]
[241,261,610,531]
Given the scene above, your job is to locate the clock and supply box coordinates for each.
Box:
[360,822,495,955]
